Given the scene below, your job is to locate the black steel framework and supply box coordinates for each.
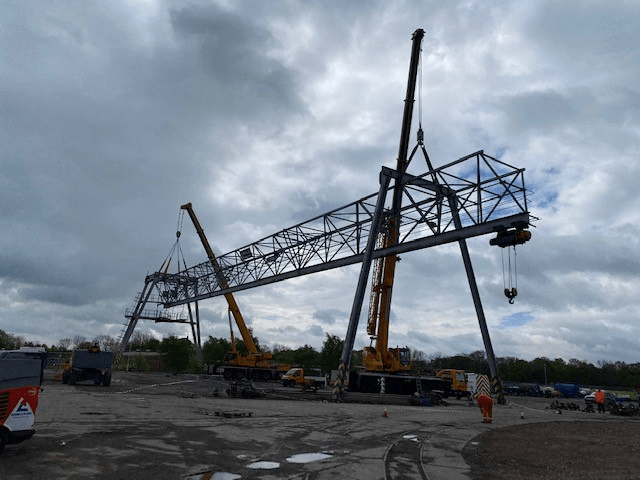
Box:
[148,150,529,308]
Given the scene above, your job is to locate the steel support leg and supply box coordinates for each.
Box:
[457,238,505,403]
[119,276,158,351]
[187,302,202,361]
[449,192,504,404]
[333,168,393,402]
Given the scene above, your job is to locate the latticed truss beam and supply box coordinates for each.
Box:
[150,150,530,307]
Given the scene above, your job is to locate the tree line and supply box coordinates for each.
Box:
[2,329,639,388]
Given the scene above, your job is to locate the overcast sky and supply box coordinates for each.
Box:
[2,1,639,365]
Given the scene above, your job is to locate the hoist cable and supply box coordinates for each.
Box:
[177,209,186,237]
[508,247,513,291]
[513,246,518,290]
[418,43,423,129]
[501,248,507,291]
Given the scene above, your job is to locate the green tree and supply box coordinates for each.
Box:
[0,330,25,350]
[411,349,429,374]
[319,334,343,373]
[131,354,150,372]
[202,336,231,364]
[272,345,297,365]
[293,345,320,369]
[159,336,195,373]
[130,332,160,352]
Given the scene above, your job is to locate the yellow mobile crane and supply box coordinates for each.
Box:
[362,221,412,374]
[354,29,450,397]
[361,29,423,376]
[180,203,288,381]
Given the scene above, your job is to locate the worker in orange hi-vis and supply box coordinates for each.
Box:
[475,391,494,423]
[594,389,606,413]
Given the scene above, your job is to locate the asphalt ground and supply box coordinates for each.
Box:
[1,370,638,480]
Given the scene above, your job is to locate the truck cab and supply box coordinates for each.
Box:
[281,368,326,389]
[436,369,471,399]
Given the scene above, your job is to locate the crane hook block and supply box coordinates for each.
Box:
[490,229,531,248]
[504,288,518,304]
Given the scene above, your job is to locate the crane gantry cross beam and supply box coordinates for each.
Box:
[150,150,529,308]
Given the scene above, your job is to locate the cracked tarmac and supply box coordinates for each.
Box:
[2,370,636,480]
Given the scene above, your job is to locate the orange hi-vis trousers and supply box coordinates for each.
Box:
[477,394,494,423]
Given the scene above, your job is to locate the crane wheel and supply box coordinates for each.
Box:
[0,427,8,452]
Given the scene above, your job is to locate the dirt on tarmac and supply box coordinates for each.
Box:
[1,370,639,480]
[463,421,640,480]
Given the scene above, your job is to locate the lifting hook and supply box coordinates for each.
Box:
[504,287,517,304]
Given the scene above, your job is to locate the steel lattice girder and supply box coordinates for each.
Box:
[153,150,530,307]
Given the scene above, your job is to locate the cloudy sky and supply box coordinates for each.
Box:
[2,1,639,365]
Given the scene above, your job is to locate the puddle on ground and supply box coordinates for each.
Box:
[212,474,241,480]
[186,451,333,477]
[247,461,280,470]
[183,472,240,480]
[286,452,333,463]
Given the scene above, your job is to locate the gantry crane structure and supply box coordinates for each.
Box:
[120,255,203,358]
[123,28,532,400]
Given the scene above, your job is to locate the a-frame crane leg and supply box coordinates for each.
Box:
[120,277,158,351]
[449,194,505,404]
[187,302,202,361]
[458,238,505,404]
[333,169,393,401]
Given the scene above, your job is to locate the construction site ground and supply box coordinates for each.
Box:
[1,370,639,480]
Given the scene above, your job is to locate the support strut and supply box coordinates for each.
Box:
[449,193,505,404]
[333,168,393,401]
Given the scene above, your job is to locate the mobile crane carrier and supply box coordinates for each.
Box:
[344,28,450,397]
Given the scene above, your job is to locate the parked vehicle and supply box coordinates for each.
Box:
[436,369,471,399]
[553,383,582,398]
[281,368,326,389]
[62,344,113,386]
[0,348,46,451]
[584,391,617,408]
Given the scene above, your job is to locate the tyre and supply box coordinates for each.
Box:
[62,370,70,384]
[102,371,111,386]
[0,427,8,452]
[69,371,77,385]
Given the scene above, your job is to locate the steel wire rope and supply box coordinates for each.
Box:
[418,39,423,132]
[501,245,518,303]
[513,245,518,291]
